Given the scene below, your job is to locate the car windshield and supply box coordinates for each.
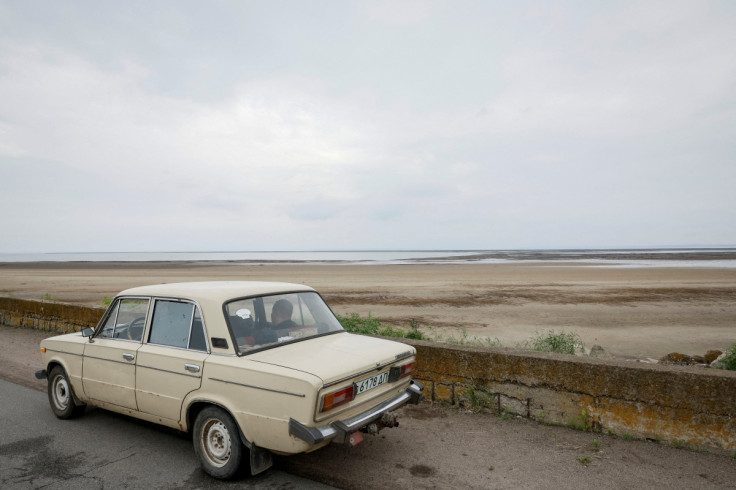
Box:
[224,291,344,354]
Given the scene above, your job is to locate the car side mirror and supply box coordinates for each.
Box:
[81,327,94,338]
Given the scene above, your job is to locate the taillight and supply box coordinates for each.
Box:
[320,384,355,412]
[388,361,416,382]
[399,361,415,378]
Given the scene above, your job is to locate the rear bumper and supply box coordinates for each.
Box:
[289,380,423,445]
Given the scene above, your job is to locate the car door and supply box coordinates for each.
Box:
[82,297,150,410]
[135,298,209,422]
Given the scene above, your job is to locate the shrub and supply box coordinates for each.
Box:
[711,344,736,371]
[529,329,585,355]
[336,313,426,340]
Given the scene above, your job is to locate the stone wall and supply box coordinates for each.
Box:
[400,338,736,451]
[0,297,103,334]
[2,297,734,451]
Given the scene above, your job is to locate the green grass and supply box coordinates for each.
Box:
[526,329,585,355]
[671,439,706,453]
[41,293,58,302]
[336,313,426,339]
[577,456,591,467]
[336,313,501,347]
[591,439,600,451]
[710,343,736,371]
[465,384,496,411]
[100,296,112,306]
[578,409,591,432]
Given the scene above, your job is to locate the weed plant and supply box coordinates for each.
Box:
[527,329,585,355]
[710,343,736,371]
[465,384,496,411]
[336,313,502,347]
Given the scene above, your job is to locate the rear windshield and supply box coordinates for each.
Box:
[224,291,344,354]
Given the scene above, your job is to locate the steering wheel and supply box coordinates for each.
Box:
[126,317,146,341]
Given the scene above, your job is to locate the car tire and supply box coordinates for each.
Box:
[47,366,85,419]
[193,406,245,480]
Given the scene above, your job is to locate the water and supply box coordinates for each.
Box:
[1,249,736,268]
[0,250,478,264]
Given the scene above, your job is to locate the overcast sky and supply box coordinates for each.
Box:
[1,1,734,253]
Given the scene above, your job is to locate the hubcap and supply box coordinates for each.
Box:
[201,418,231,467]
[53,375,69,410]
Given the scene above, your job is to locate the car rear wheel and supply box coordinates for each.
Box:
[47,366,85,419]
[193,406,245,479]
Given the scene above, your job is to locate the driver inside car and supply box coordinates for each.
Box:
[270,299,297,330]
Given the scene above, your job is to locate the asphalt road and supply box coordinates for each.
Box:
[3,325,736,489]
[0,378,331,489]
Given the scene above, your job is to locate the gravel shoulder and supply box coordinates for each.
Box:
[3,324,735,489]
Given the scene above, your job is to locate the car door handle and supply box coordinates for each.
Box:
[184,364,200,373]
[122,353,135,361]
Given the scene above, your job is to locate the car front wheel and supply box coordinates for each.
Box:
[193,406,245,479]
[47,366,85,419]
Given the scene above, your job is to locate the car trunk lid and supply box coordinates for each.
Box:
[246,332,413,385]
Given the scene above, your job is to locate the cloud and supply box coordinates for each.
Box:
[1,1,735,252]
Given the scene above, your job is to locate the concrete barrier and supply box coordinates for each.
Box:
[400,339,736,451]
[0,297,103,334]
[2,297,734,451]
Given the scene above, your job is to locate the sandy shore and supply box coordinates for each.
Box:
[1,261,735,360]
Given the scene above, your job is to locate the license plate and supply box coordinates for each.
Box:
[354,372,389,395]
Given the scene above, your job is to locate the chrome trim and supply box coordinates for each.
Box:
[96,295,212,354]
[137,363,201,378]
[395,350,412,361]
[89,337,142,345]
[321,356,415,389]
[122,353,135,361]
[209,377,305,398]
[290,381,423,445]
[145,341,205,353]
[184,363,200,373]
[149,298,211,353]
[44,348,82,357]
[82,354,135,366]
[314,378,410,423]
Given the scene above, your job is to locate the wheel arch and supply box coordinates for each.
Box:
[46,359,63,375]
[186,400,251,449]
[45,360,85,406]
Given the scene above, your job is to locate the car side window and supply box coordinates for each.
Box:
[189,308,207,351]
[97,298,149,341]
[98,301,120,339]
[149,300,206,351]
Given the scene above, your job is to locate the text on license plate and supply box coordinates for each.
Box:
[354,372,389,395]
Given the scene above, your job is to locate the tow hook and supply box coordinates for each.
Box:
[361,412,400,437]
[379,412,399,428]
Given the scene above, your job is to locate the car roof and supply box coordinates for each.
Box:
[117,281,315,301]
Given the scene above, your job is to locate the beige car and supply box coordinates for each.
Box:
[36,281,423,479]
